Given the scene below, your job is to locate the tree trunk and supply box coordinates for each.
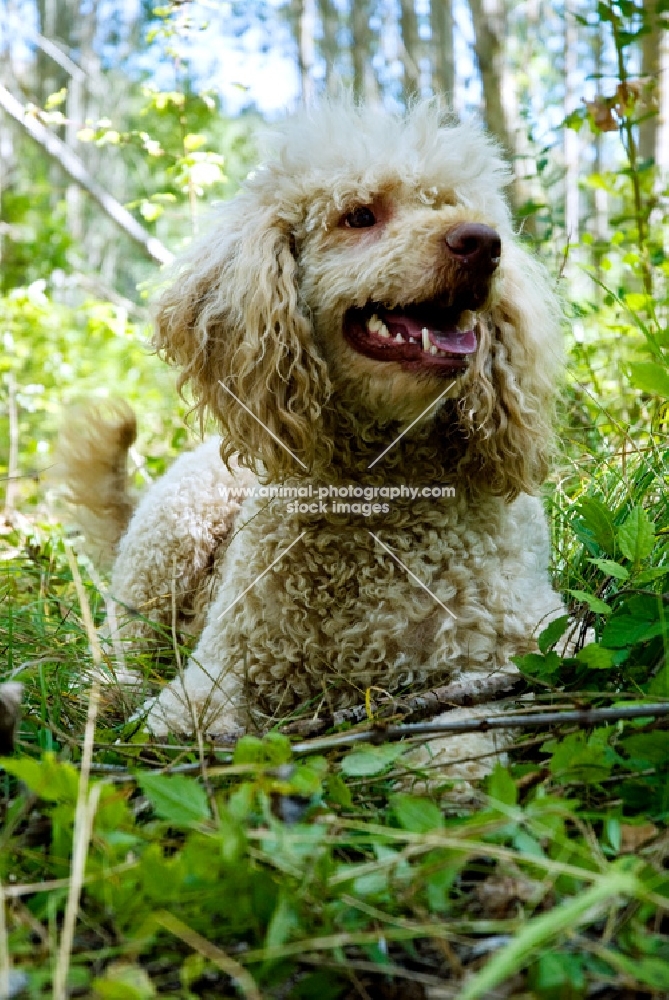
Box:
[318,0,339,94]
[658,25,669,176]
[592,23,607,288]
[639,0,660,166]
[399,0,421,103]
[431,0,455,102]
[563,3,579,246]
[640,0,669,178]
[300,0,317,105]
[351,0,372,101]
[467,0,513,161]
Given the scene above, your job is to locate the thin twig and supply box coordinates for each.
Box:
[85,700,669,775]
[279,672,523,736]
[284,702,669,755]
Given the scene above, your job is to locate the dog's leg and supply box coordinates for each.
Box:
[138,522,264,735]
[140,650,244,737]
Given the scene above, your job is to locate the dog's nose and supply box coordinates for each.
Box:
[445,223,501,273]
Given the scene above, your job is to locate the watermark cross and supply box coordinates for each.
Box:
[218,380,308,470]
[369,531,457,620]
[367,380,456,469]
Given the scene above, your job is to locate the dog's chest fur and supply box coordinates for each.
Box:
[204,491,549,721]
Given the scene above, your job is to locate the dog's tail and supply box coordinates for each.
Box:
[54,399,138,569]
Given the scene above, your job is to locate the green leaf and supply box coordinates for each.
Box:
[563,108,587,131]
[233,735,265,764]
[575,644,615,669]
[635,566,669,584]
[262,732,293,764]
[575,498,616,554]
[45,88,67,110]
[139,200,163,222]
[513,651,562,681]
[340,743,407,777]
[549,731,613,783]
[183,132,207,151]
[617,507,655,564]
[424,852,460,912]
[137,772,210,825]
[538,615,570,653]
[513,829,544,858]
[391,793,445,832]
[603,950,669,990]
[588,558,629,580]
[92,964,155,999]
[624,292,650,311]
[324,773,353,809]
[568,590,612,614]
[601,615,665,648]
[621,733,669,767]
[486,763,517,806]
[629,361,669,396]
[0,753,79,803]
[265,892,299,952]
[530,951,585,994]
[233,732,292,765]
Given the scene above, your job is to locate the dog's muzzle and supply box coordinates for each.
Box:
[342,222,501,376]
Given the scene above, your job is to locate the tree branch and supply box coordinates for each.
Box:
[0,83,173,267]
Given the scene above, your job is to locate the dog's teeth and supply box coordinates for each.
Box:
[422,327,430,352]
[394,332,404,343]
[429,345,438,356]
[368,315,391,338]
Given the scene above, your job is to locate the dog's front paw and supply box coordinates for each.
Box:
[134,683,243,739]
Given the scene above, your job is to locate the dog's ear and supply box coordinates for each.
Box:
[153,198,331,480]
[458,241,563,498]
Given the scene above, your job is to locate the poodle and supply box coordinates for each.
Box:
[58,100,566,776]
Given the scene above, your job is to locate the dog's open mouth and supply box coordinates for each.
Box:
[344,304,478,374]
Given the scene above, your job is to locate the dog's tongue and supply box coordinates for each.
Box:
[384,312,477,354]
[428,327,477,354]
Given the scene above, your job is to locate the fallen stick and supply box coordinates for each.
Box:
[277,671,523,737]
[88,699,669,775]
[203,700,669,752]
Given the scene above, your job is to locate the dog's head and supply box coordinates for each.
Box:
[154,100,562,496]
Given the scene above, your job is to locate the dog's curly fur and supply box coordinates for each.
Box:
[59,100,566,771]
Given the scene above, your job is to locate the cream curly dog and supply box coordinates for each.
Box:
[59,100,566,771]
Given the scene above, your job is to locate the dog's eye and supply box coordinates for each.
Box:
[342,206,376,229]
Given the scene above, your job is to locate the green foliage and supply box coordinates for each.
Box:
[0,183,72,293]
[0,282,188,513]
[2,2,669,996]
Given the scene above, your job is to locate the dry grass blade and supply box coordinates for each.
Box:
[0,879,10,999]
[52,545,103,1000]
[154,911,261,1000]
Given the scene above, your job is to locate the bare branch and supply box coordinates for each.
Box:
[203,700,669,753]
[0,83,173,266]
[280,672,523,737]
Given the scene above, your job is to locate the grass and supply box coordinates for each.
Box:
[0,423,668,998]
[0,260,668,996]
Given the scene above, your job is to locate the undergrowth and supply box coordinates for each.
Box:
[0,410,668,997]
[1,3,669,996]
